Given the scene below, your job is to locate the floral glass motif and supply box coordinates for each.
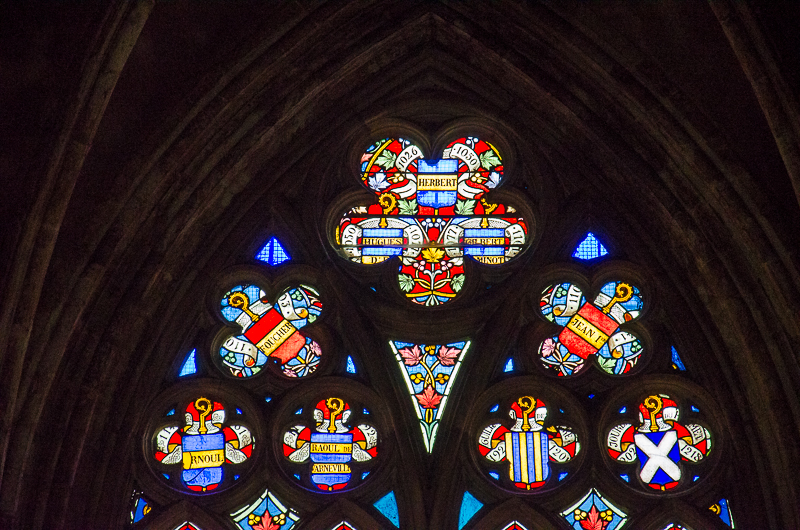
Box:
[230,487,299,530]
[561,488,627,530]
[334,137,529,306]
[478,397,580,490]
[391,340,470,452]
[607,394,712,492]
[219,284,322,378]
[153,397,253,493]
[538,281,644,376]
[283,398,378,492]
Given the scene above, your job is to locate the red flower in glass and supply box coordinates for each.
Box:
[415,385,443,409]
[251,518,280,530]
[399,345,424,366]
[437,345,461,366]
[579,506,610,530]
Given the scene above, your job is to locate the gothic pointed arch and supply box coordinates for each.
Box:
[2,2,799,529]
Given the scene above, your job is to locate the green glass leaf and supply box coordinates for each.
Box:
[451,274,465,292]
[375,150,397,169]
[598,356,617,373]
[455,199,476,215]
[479,150,501,169]
[398,199,418,215]
[398,273,415,292]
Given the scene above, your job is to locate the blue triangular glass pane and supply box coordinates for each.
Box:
[178,349,197,377]
[573,232,609,261]
[458,491,483,529]
[166,408,175,416]
[255,236,291,266]
[671,346,687,371]
[503,358,514,372]
[373,491,400,528]
[489,404,499,413]
[346,356,357,374]
[489,471,499,480]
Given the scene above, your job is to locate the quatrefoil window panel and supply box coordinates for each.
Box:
[332,137,531,306]
[538,280,645,376]
[216,283,323,378]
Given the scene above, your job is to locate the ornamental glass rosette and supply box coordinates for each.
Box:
[477,395,581,492]
[282,397,378,492]
[332,137,531,306]
[606,394,712,492]
[152,397,254,493]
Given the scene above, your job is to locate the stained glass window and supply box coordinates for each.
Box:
[478,396,580,491]
[152,397,254,493]
[561,489,627,530]
[671,346,687,371]
[606,394,711,492]
[136,128,733,530]
[710,498,735,527]
[178,348,197,377]
[231,488,299,530]
[255,236,291,265]
[346,355,357,374]
[391,340,470,451]
[217,283,322,378]
[282,397,377,492]
[458,491,483,529]
[503,357,515,372]
[373,490,400,528]
[332,137,530,306]
[538,280,645,376]
[129,490,151,523]
[573,232,609,261]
